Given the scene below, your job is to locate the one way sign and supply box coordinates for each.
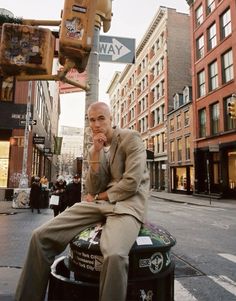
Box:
[99,35,135,64]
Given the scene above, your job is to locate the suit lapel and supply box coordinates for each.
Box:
[109,128,119,165]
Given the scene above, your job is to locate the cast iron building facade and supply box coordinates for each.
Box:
[107,7,192,191]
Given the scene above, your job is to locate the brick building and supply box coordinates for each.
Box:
[187,0,236,197]
[0,14,60,194]
[167,86,194,194]
[107,7,191,190]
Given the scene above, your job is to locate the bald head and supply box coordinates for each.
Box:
[87,102,111,116]
[87,102,113,142]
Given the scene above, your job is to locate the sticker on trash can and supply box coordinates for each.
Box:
[140,289,154,301]
[71,249,103,272]
[139,252,164,274]
[136,236,153,245]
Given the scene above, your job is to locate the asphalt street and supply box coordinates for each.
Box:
[0,191,235,300]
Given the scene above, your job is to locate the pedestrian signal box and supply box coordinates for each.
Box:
[59,0,98,73]
[0,23,55,76]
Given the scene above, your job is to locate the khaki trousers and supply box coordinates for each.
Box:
[15,201,141,301]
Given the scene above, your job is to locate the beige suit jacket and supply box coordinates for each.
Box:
[85,128,150,222]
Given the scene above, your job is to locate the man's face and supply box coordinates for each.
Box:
[88,106,112,137]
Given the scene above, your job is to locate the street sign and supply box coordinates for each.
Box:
[19,119,37,126]
[99,35,135,64]
[46,152,53,157]
[209,144,219,152]
[33,136,45,144]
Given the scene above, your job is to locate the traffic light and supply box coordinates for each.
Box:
[59,0,98,73]
[0,23,55,76]
[96,0,112,33]
[228,97,236,119]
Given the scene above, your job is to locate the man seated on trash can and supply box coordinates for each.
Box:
[15,101,150,301]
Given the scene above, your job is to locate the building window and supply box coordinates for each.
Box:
[206,0,215,15]
[161,80,165,96]
[213,153,220,185]
[184,110,190,126]
[228,152,236,190]
[207,23,217,50]
[209,60,218,91]
[199,108,206,137]
[183,87,190,104]
[196,35,204,60]
[170,141,175,162]
[0,77,14,102]
[170,118,174,132]
[185,136,190,161]
[157,134,160,153]
[161,132,165,153]
[222,49,234,84]
[161,104,165,122]
[0,141,10,188]
[177,138,182,162]
[220,8,231,40]
[197,70,206,98]
[224,96,236,131]
[177,115,181,130]
[195,5,203,27]
[211,102,220,135]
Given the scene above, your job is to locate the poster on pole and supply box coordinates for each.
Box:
[12,188,30,209]
[59,69,87,94]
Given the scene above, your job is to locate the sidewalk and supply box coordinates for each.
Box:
[0,200,25,214]
[1,191,236,214]
[150,190,236,210]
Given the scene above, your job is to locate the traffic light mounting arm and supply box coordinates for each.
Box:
[22,19,61,27]
[16,58,90,91]
[0,0,112,91]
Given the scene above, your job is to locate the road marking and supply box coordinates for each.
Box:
[219,253,236,264]
[175,280,198,301]
[211,221,229,229]
[209,275,236,296]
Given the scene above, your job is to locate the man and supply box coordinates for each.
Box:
[15,102,149,301]
[66,174,81,207]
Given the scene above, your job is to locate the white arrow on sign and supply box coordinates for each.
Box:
[99,38,131,61]
[19,119,37,126]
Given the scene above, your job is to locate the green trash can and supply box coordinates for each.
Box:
[48,223,176,301]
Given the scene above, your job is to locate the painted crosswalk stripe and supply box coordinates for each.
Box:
[175,280,198,301]
[209,275,236,296]
[219,253,236,264]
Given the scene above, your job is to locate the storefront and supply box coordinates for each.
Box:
[194,144,236,198]
[170,165,194,194]
[0,141,10,187]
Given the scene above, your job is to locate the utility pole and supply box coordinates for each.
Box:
[19,81,32,188]
[81,0,112,194]
[82,26,100,193]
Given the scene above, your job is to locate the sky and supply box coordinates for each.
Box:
[0,0,189,128]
